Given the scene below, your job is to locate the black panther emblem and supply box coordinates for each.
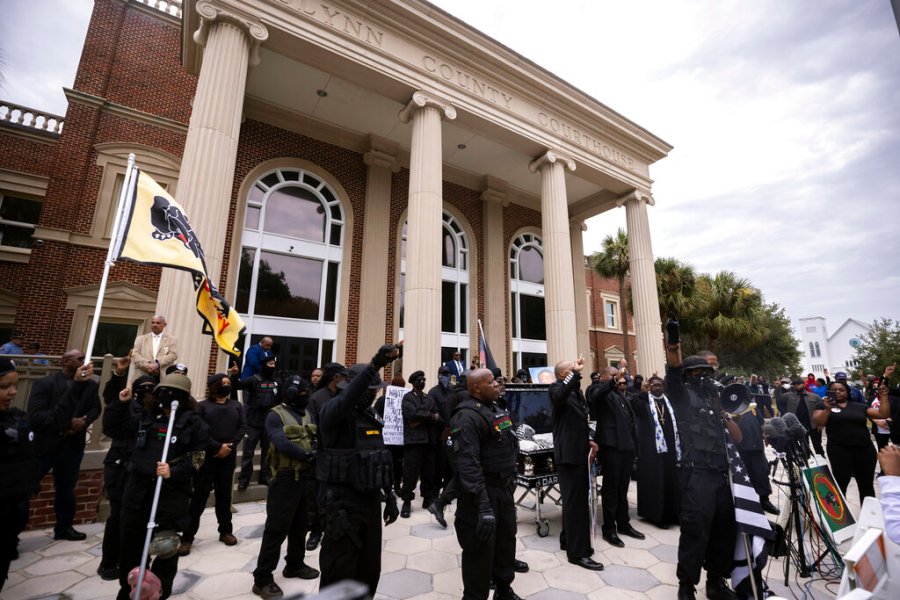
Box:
[149,194,205,263]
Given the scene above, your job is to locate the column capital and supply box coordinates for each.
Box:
[398,91,457,123]
[480,175,509,206]
[570,219,588,232]
[364,134,400,171]
[615,189,655,208]
[528,149,576,174]
[194,1,269,65]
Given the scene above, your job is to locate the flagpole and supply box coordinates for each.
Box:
[83,154,136,364]
[477,319,486,367]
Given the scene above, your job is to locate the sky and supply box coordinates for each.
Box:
[1,0,899,338]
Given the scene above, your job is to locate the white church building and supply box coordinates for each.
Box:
[798,316,870,377]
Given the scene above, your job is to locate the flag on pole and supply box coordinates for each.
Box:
[115,168,246,358]
[725,430,774,597]
[477,319,497,371]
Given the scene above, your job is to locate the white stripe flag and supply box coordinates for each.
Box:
[725,431,774,597]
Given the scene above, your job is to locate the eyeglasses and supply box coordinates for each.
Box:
[616,380,627,385]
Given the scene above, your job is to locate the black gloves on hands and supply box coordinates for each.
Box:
[371,344,398,369]
[666,313,680,345]
[383,494,399,525]
[476,510,496,541]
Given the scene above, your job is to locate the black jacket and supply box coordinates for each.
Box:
[27,371,100,457]
[549,372,591,465]
[591,383,637,452]
[402,389,438,445]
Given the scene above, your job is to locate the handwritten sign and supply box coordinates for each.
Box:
[382,385,407,446]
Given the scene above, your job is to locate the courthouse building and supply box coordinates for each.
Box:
[0,0,670,391]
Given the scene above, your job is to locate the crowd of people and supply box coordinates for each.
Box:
[1,315,899,600]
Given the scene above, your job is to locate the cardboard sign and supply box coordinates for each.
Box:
[382,385,407,446]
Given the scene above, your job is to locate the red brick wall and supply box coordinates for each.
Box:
[585,265,639,373]
[27,468,103,530]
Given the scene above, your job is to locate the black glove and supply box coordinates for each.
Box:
[371,344,397,369]
[476,510,496,541]
[383,494,399,525]
[666,313,680,345]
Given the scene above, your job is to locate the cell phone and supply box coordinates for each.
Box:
[826,391,837,402]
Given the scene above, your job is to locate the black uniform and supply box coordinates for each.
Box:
[400,387,439,507]
[253,403,318,587]
[591,380,638,539]
[99,373,148,578]
[665,365,736,588]
[235,372,278,486]
[316,362,397,595]
[183,394,246,545]
[428,379,454,492]
[448,395,519,600]
[0,405,38,592]
[111,400,208,600]
[550,371,594,560]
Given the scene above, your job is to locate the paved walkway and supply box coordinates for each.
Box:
[6,480,848,600]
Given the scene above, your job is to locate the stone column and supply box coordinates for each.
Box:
[528,150,578,365]
[398,92,456,377]
[155,1,267,393]
[481,176,509,373]
[620,190,664,376]
[357,137,399,361]
[570,220,590,362]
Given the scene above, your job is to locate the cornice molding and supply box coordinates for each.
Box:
[64,88,189,134]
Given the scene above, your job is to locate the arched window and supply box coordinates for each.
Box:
[809,342,815,357]
[510,233,546,371]
[399,211,470,364]
[814,341,821,357]
[235,167,344,373]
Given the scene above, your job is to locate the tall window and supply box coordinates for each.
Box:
[0,193,41,248]
[809,342,815,357]
[399,211,470,363]
[510,233,546,370]
[814,342,821,357]
[605,300,618,329]
[236,168,344,373]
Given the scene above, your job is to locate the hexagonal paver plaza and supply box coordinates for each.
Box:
[6,480,846,599]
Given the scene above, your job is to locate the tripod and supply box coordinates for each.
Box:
[770,441,840,586]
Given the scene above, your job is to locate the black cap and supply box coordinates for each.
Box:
[0,358,17,375]
[682,355,715,373]
[207,373,228,386]
[166,363,189,375]
[791,377,804,385]
[438,365,451,375]
[409,370,426,382]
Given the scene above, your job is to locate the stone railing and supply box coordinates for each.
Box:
[135,0,183,18]
[0,101,64,135]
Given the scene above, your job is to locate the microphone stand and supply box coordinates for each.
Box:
[134,399,180,599]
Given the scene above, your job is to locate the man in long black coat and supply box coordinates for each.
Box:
[549,356,603,571]
[632,375,681,528]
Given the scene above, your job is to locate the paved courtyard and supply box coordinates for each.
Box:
[7,479,849,600]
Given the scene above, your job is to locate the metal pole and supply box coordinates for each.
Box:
[134,398,180,599]
[83,154,136,364]
[588,455,597,549]
[742,532,761,600]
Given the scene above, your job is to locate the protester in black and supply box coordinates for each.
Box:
[98,359,155,581]
[812,378,892,503]
[181,373,247,555]
[233,357,278,489]
[252,375,319,598]
[111,374,208,600]
[399,370,440,517]
[665,339,743,600]
[0,359,38,592]
[316,344,400,595]
[448,368,523,600]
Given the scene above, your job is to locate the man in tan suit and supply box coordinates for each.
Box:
[131,315,178,380]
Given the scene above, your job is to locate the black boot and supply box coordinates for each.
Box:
[400,500,411,518]
[677,582,696,600]
[427,498,447,528]
[706,576,738,600]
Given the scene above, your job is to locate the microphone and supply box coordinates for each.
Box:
[783,413,808,441]
[763,416,787,441]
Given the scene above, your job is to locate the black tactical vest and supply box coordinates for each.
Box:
[453,399,518,479]
[0,407,38,498]
[680,385,728,470]
[316,408,393,491]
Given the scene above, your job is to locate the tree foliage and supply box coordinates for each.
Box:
[712,303,802,377]
[590,229,631,361]
[854,318,900,378]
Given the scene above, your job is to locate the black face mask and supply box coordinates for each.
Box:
[284,387,309,411]
[217,386,232,397]
[412,378,426,391]
[261,364,276,378]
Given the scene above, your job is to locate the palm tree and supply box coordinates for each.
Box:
[692,271,766,353]
[591,228,631,362]
[652,257,697,322]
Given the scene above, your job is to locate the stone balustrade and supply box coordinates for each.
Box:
[0,101,64,135]
[135,0,183,17]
